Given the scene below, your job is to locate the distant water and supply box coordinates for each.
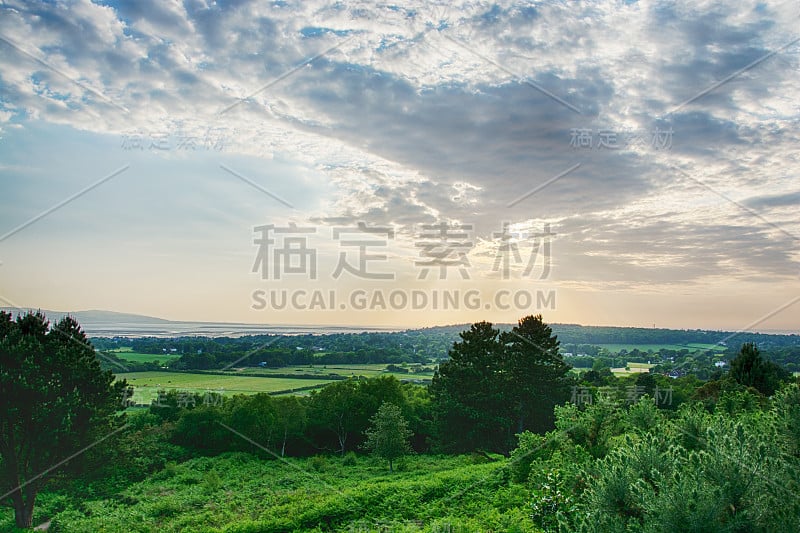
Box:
[82,321,401,338]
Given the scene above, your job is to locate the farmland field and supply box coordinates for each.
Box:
[107,347,182,364]
[596,343,726,353]
[610,362,655,376]
[116,371,338,404]
[233,363,436,381]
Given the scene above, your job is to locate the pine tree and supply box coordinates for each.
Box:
[429,321,508,452]
[501,314,572,435]
[0,311,127,528]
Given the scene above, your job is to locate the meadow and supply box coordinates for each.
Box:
[234,363,435,381]
[610,361,655,376]
[594,342,726,353]
[109,347,182,364]
[117,372,338,404]
[8,453,524,533]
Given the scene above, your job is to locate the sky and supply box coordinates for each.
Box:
[0,0,798,331]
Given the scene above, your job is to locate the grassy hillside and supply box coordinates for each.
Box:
[14,454,532,533]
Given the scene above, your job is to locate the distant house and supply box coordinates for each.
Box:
[714,361,727,368]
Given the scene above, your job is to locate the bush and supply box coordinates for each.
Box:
[308,455,328,472]
[203,470,222,493]
[342,451,358,466]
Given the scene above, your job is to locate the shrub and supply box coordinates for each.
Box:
[308,455,328,472]
[342,451,357,466]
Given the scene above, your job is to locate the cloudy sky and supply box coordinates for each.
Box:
[0,0,798,330]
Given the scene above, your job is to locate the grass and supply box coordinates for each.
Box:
[627,362,655,369]
[596,343,726,354]
[610,362,654,376]
[116,372,339,404]
[108,347,182,364]
[25,453,528,533]
[233,364,435,381]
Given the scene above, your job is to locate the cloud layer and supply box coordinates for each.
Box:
[1,0,798,326]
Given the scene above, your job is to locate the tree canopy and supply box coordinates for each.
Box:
[362,402,413,472]
[430,315,573,453]
[0,311,126,528]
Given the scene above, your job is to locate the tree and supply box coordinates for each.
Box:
[309,380,367,455]
[273,396,307,457]
[362,402,413,472]
[501,315,572,435]
[0,311,126,528]
[429,321,508,452]
[730,342,790,396]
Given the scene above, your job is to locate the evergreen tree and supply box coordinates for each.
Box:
[501,314,572,435]
[0,311,127,528]
[730,342,790,396]
[429,321,508,452]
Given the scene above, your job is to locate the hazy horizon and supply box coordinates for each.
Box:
[2,306,799,336]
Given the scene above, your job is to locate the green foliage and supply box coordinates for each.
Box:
[431,315,573,454]
[430,321,508,453]
[202,470,222,493]
[308,454,328,472]
[772,383,800,457]
[362,402,414,472]
[529,468,578,532]
[571,399,800,532]
[38,454,521,532]
[0,311,127,528]
[554,396,622,458]
[342,451,358,466]
[3,314,799,532]
[309,376,407,455]
[730,342,791,396]
[626,396,663,434]
[502,315,573,435]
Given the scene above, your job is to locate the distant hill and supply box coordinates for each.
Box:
[2,308,797,346]
[1,308,171,324]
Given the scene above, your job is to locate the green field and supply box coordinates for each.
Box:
[234,363,435,381]
[107,347,182,364]
[596,343,726,354]
[627,362,655,369]
[609,362,656,376]
[117,371,338,404]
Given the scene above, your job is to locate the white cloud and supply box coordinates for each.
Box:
[1,0,798,326]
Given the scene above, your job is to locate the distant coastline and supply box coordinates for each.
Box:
[0,307,399,337]
[2,307,797,338]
